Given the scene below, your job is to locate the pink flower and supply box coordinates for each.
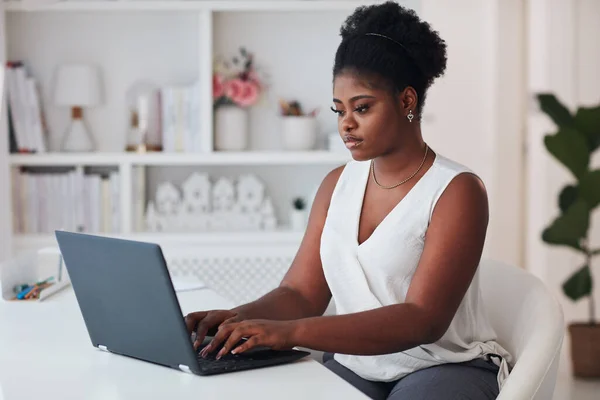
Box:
[213,74,225,99]
[225,78,260,107]
[224,78,244,102]
[235,81,260,107]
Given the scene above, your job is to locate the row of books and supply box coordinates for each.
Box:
[5,61,47,154]
[11,169,121,234]
[159,81,202,153]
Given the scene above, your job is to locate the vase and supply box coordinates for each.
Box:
[290,209,307,231]
[214,105,249,151]
[569,323,600,377]
[281,116,317,151]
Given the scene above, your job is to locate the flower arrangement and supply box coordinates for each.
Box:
[213,47,265,109]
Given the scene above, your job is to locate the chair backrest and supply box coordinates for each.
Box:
[479,258,565,400]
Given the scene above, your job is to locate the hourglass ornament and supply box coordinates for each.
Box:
[125,81,162,152]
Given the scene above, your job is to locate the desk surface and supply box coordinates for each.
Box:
[0,287,367,400]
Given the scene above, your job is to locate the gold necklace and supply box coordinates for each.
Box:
[371,144,429,190]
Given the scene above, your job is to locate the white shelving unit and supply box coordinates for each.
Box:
[3,0,405,256]
[9,151,351,166]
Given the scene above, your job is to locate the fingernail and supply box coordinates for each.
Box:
[231,349,237,354]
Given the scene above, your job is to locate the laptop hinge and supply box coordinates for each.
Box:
[98,345,109,352]
[178,364,193,374]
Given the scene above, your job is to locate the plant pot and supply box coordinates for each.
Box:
[214,105,248,151]
[281,116,317,151]
[569,323,600,378]
[290,209,307,231]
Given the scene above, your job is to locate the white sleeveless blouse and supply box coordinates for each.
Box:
[320,152,512,389]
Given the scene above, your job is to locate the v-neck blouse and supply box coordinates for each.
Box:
[355,154,439,248]
[320,152,512,389]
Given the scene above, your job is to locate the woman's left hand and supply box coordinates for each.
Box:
[200,319,298,360]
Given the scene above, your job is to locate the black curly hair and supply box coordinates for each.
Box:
[333,1,447,117]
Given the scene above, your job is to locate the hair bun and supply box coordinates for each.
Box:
[339,1,447,84]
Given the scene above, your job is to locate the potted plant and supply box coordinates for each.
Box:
[290,197,308,231]
[537,93,600,378]
[213,47,266,151]
[279,99,319,151]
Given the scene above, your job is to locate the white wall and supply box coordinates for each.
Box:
[526,0,600,324]
[421,0,526,267]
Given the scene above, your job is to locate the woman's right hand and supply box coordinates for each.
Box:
[184,309,243,350]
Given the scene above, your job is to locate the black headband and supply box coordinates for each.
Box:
[364,33,409,53]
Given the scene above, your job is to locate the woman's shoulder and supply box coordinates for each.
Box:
[432,152,475,176]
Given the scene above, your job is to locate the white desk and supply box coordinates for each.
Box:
[0,287,368,400]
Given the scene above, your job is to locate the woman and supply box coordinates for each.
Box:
[185,2,512,399]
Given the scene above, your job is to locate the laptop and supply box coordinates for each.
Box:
[54,230,310,375]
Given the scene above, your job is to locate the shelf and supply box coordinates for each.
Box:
[8,151,351,167]
[13,230,305,249]
[6,1,383,12]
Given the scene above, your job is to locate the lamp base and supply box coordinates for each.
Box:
[60,117,95,152]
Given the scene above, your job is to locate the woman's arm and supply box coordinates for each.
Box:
[217,173,489,357]
[187,165,345,347]
[290,173,489,355]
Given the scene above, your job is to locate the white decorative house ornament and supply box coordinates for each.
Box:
[181,172,211,214]
[212,177,235,212]
[145,173,279,232]
[237,174,264,212]
[156,182,181,216]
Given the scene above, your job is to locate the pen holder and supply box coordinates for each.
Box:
[1,247,71,302]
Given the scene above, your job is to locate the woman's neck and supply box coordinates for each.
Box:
[372,131,429,179]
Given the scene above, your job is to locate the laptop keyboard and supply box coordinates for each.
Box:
[196,350,258,373]
[194,341,303,374]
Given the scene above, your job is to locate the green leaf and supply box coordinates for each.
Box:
[544,128,590,179]
[574,106,600,151]
[559,185,578,213]
[579,170,600,209]
[563,265,592,301]
[538,93,574,127]
[542,199,590,251]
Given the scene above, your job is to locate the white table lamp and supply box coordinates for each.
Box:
[54,64,102,152]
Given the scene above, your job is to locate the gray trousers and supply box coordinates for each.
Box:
[323,353,499,400]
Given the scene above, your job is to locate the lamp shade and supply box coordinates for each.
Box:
[53,64,102,107]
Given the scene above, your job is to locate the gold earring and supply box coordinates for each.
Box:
[407,110,414,122]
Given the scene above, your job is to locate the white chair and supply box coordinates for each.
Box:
[480,258,565,400]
